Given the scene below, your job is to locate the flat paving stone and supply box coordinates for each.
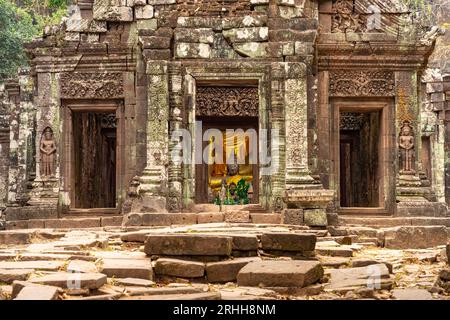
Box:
[67,260,98,273]
[115,278,156,287]
[100,258,153,280]
[206,258,260,283]
[121,291,221,300]
[0,269,33,283]
[260,233,316,252]
[14,285,59,300]
[237,260,323,288]
[144,234,233,256]
[316,247,354,257]
[0,261,65,271]
[18,253,72,261]
[392,288,433,300]
[29,272,107,289]
[325,264,392,293]
[154,258,205,278]
[382,226,448,249]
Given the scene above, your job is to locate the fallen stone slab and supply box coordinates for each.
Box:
[206,258,260,283]
[237,260,323,288]
[100,259,153,280]
[124,286,203,297]
[0,269,34,283]
[381,226,448,249]
[0,230,36,245]
[316,247,353,257]
[121,291,221,300]
[18,253,72,261]
[67,260,98,273]
[154,258,204,278]
[11,280,62,298]
[115,278,156,287]
[318,256,350,268]
[0,261,65,271]
[29,272,107,289]
[325,264,392,293]
[93,251,147,260]
[229,234,259,251]
[260,233,316,252]
[351,259,393,273]
[144,234,233,256]
[392,288,433,300]
[120,231,151,242]
[14,285,60,300]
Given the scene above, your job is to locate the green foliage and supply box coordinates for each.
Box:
[0,0,38,80]
[0,0,71,81]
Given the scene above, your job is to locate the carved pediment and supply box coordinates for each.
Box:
[60,72,124,99]
[329,70,395,97]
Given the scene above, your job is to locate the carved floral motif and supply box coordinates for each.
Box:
[60,72,124,99]
[329,70,395,97]
[340,112,366,131]
[196,87,259,117]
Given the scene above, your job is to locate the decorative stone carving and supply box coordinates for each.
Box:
[39,127,56,177]
[196,87,259,117]
[329,70,395,97]
[60,72,124,99]
[399,121,415,174]
[340,112,365,131]
[331,0,366,33]
[100,113,117,129]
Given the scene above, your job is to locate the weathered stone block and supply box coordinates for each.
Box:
[250,213,281,224]
[229,235,259,251]
[144,234,233,256]
[222,15,268,29]
[233,42,269,58]
[147,0,175,4]
[154,258,205,278]
[14,285,59,300]
[175,43,211,58]
[197,212,224,224]
[0,269,33,283]
[382,226,448,249]
[223,27,268,43]
[135,5,154,19]
[143,49,172,60]
[137,19,158,30]
[206,258,259,283]
[66,18,107,33]
[139,36,171,49]
[260,232,316,251]
[174,28,215,44]
[282,209,304,225]
[93,3,133,22]
[177,17,222,30]
[224,210,250,223]
[100,258,153,280]
[29,272,107,289]
[237,260,323,287]
[303,209,328,227]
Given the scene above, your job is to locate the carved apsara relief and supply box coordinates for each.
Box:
[60,72,124,99]
[399,120,415,174]
[40,127,56,177]
[329,70,395,97]
[196,87,259,117]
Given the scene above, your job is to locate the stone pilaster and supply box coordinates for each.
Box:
[395,71,446,216]
[282,62,334,226]
[136,61,169,212]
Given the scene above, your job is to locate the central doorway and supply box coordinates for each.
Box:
[72,111,117,208]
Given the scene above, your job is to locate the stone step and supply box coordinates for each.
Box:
[339,216,450,228]
[5,216,123,230]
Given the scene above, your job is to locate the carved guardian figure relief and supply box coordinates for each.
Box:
[399,121,415,174]
[40,127,56,177]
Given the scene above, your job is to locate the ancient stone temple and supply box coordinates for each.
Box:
[0,0,449,229]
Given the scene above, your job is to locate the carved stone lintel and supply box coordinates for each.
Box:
[330,70,395,97]
[60,72,124,99]
[196,87,259,117]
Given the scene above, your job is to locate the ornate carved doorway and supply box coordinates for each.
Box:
[61,101,123,213]
[194,85,260,204]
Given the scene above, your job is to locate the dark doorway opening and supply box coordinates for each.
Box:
[339,111,381,208]
[72,112,116,208]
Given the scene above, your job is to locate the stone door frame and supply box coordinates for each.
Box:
[331,99,395,215]
[60,99,124,214]
[182,66,272,209]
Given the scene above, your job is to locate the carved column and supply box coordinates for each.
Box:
[167,62,183,212]
[137,61,169,211]
[283,62,334,226]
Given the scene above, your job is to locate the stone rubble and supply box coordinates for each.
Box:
[0,224,448,300]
